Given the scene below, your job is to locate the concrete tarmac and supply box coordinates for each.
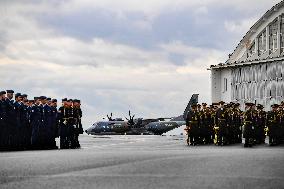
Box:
[0,134,284,189]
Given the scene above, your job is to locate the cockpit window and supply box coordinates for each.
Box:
[97,122,111,127]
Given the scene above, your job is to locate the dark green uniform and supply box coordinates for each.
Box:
[58,105,73,149]
[278,108,284,144]
[266,110,278,146]
[243,108,254,147]
[231,107,242,143]
[186,109,199,146]
[215,107,228,145]
[72,106,82,148]
[255,109,266,144]
[200,108,213,144]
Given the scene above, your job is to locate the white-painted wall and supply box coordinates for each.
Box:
[220,68,232,103]
[211,68,232,103]
[211,69,221,103]
[211,60,284,110]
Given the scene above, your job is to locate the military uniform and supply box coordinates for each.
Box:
[5,95,16,149]
[50,100,58,149]
[230,105,242,144]
[20,101,30,149]
[254,105,266,144]
[266,105,279,146]
[243,103,254,147]
[42,103,52,149]
[279,105,284,144]
[58,99,73,149]
[200,104,213,144]
[73,99,82,148]
[30,99,43,149]
[0,90,83,151]
[0,91,8,150]
[186,105,199,146]
[26,101,33,149]
[215,102,228,145]
[226,105,234,144]
[68,104,77,149]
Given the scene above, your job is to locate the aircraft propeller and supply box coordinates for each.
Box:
[107,112,114,121]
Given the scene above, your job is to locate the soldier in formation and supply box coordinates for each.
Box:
[185,101,284,147]
[0,90,83,151]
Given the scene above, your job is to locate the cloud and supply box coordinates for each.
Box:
[224,17,259,34]
[58,0,279,17]
[0,33,220,127]
[0,0,280,129]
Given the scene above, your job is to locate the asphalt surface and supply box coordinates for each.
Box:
[0,134,284,189]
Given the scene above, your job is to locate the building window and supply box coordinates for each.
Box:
[248,41,256,57]
[223,78,228,92]
[269,18,278,53]
[258,29,267,55]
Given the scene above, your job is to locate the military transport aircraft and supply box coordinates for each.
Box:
[85,94,199,135]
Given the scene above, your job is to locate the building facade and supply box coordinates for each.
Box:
[210,1,284,110]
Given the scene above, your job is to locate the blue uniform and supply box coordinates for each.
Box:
[30,104,43,149]
[0,99,8,149]
[50,106,58,148]
[5,99,16,149]
[42,104,57,149]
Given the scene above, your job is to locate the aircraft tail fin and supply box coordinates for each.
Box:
[183,94,199,120]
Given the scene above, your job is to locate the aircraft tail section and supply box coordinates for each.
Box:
[183,94,199,120]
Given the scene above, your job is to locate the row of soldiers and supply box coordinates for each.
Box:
[0,90,83,151]
[185,101,284,147]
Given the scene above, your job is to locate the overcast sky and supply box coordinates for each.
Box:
[0,0,280,128]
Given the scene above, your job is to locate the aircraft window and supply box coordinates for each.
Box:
[97,122,109,127]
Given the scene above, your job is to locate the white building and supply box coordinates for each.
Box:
[210,1,284,110]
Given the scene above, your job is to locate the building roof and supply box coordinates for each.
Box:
[210,0,284,70]
[208,56,284,70]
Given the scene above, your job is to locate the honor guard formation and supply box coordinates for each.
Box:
[0,90,83,151]
[185,101,284,147]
